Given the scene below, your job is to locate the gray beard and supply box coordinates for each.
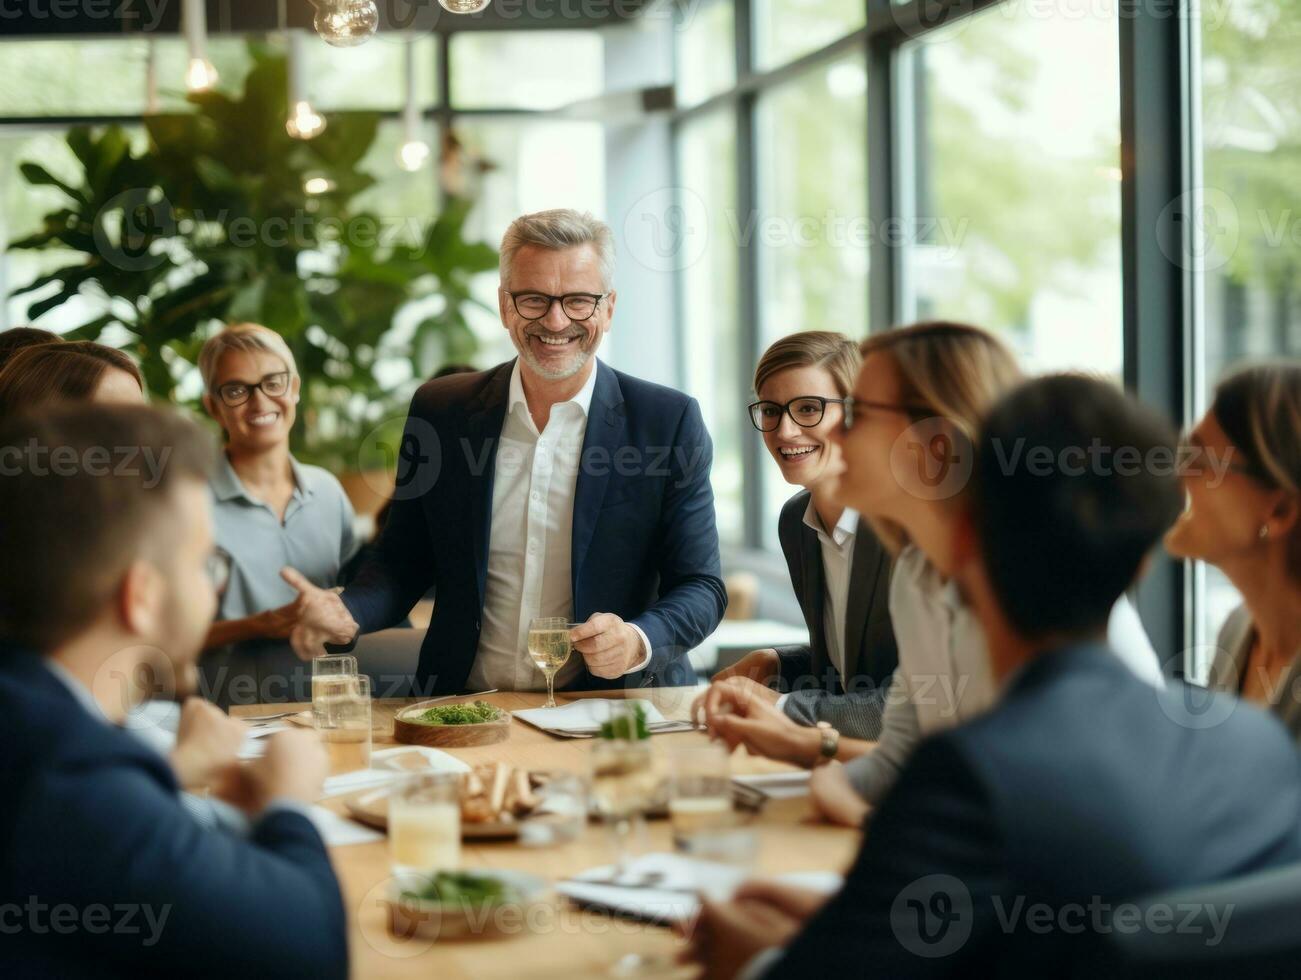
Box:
[516,339,592,381]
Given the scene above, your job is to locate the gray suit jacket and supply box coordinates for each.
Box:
[771,491,897,738]
[1206,604,1301,741]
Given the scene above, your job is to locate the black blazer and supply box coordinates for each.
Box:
[0,648,347,979]
[341,359,728,693]
[772,491,897,737]
[769,644,1301,977]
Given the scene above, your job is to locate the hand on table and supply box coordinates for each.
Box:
[216,729,329,815]
[570,613,644,679]
[682,893,804,980]
[809,760,872,828]
[168,697,247,790]
[280,567,359,661]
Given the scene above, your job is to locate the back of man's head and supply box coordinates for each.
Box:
[971,374,1183,641]
[0,404,215,653]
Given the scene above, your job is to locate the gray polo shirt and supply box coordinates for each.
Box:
[210,454,358,621]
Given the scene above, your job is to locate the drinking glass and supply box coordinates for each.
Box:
[322,673,371,772]
[311,654,359,729]
[519,772,589,848]
[527,616,573,708]
[388,772,462,875]
[590,703,658,872]
[667,742,733,849]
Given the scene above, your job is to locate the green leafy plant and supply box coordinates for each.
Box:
[8,40,497,471]
[598,702,650,741]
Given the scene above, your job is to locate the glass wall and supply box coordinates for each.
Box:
[1192,0,1301,669]
[901,3,1123,376]
[678,110,742,544]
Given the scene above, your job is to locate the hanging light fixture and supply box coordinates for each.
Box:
[396,40,430,172]
[183,0,218,93]
[285,30,327,140]
[437,0,493,13]
[308,0,380,48]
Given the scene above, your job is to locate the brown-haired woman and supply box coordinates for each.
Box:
[694,331,899,763]
[0,340,144,415]
[1166,360,1301,737]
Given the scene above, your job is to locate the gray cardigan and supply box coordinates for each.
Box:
[1205,604,1301,742]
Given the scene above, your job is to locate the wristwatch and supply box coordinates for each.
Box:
[814,721,840,766]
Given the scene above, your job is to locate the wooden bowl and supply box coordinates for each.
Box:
[393,700,512,748]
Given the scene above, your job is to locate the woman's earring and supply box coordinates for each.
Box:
[1260,525,1270,540]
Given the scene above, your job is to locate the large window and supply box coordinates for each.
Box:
[450,32,604,110]
[1192,0,1301,667]
[901,4,1123,376]
[755,53,868,545]
[678,110,742,544]
[454,118,606,364]
[754,0,864,70]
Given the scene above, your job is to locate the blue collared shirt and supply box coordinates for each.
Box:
[210,453,359,620]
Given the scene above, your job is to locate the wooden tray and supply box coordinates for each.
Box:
[393,699,512,748]
[340,785,526,840]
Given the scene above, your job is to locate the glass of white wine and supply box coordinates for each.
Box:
[527,616,574,708]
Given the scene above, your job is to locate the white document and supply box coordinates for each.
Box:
[512,698,667,735]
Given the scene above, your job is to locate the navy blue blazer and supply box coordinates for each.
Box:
[772,644,1301,977]
[341,359,727,693]
[0,649,347,979]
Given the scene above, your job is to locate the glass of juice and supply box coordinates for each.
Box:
[526,616,573,708]
[389,772,462,875]
[323,673,371,772]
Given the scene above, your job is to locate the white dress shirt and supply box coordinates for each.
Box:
[775,502,858,713]
[804,501,858,680]
[845,543,1164,803]
[467,358,652,691]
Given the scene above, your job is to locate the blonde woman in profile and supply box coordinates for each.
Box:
[199,323,358,705]
[701,322,1165,826]
[1166,361,1301,737]
[694,332,898,763]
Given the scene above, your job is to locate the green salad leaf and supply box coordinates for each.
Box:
[598,702,650,741]
[414,701,503,725]
[400,871,522,907]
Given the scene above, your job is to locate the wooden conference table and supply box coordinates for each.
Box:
[233,687,860,979]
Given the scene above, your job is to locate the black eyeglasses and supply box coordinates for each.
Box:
[507,291,607,322]
[840,397,928,431]
[748,397,847,432]
[215,371,290,407]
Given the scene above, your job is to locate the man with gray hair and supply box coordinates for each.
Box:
[283,209,727,693]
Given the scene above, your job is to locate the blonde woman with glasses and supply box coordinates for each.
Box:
[1166,361,1301,737]
[198,323,358,705]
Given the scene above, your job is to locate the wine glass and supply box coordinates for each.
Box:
[527,616,573,708]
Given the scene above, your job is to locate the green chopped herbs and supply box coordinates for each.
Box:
[598,702,650,741]
[414,701,503,725]
[400,872,522,907]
